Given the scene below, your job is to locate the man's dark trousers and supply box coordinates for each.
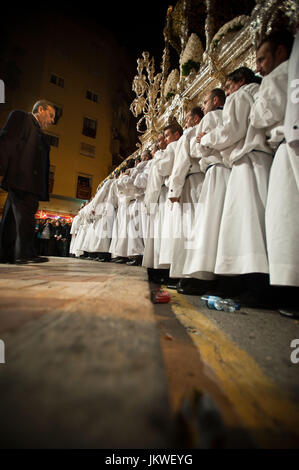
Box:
[0,189,38,261]
[0,110,50,262]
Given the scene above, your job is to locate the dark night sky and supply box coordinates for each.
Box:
[4,1,174,67]
[86,1,173,62]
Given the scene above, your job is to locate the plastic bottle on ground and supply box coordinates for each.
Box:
[200,295,240,312]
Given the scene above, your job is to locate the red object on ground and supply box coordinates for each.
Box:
[151,289,170,304]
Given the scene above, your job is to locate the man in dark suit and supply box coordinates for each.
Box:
[0,100,55,264]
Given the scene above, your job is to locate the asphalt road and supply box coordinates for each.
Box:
[0,258,298,449]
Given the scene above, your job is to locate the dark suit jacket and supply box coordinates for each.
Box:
[0,110,50,201]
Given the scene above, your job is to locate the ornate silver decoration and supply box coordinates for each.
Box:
[130,52,163,139]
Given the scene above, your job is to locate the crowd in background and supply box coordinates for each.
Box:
[34,218,71,257]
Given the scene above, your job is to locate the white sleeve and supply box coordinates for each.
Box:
[250,71,287,129]
[156,143,177,176]
[201,90,250,151]
[134,171,148,189]
[168,134,193,198]
[285,34,299,149]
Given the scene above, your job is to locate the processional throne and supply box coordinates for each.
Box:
[127,0,298,158]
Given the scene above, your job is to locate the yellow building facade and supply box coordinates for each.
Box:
[0,14,137,219]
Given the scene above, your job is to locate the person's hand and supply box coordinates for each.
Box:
[196,132,207,143]
[169,197,180,203]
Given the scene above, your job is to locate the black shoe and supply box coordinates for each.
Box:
[166,278,181,289]
[126,259,135,266]
[15,256,49,265]
[147,268,170,284]
[114,257,129,264]
[177,279,217,296]
[126,259,139,266]
[126,256,143,266]
[279,309,299,319]
[0,258,15,264]
[98,253,111,262]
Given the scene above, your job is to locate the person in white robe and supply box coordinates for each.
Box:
[142,124,183,274]
[84,177,114,257]
[161,106,204,282]
[72,201,93,258]
[114,156,144,263]
[134,151,154,245]
[109,159,136,262]
[250,30,298,289]
[142,134,167,272]
[94,173,119,262]
[81,179,112,256]
[197,68,273,295]
[69,211,83,256]
[126,150,152,265]
[178,89,231,293]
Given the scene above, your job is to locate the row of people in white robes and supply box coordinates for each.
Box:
[141,74,273,287]
[70,30,298,290]
[69,152,153,261]
[142,30,298,289]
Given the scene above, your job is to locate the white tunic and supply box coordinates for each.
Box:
[143,143,178,269]
[165,127,205,278]
[181,109,230,279]
[72,202,93,257]
[200,83,273,275]
[82,180,112,252]
[251,53,299,286]
[69,214,82,255]
[86,179,114,253]
[109,174,134,257]
[93,179,118,253]
[285,33,299,150]
[126,160,152,256]
[126,162,148,257]
[155,141,180,269]
[144,150,165,210]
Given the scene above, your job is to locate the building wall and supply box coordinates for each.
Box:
[0,13,137,217]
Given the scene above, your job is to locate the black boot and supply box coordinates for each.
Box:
[176,277,219,295]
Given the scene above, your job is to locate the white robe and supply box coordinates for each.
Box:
[125,160,152,257]
[165,126,205,278]
[86,179,114,253]
[125,162,148,257]
[251,53,299,286]
[143,144,178,269]
[200,83,273,275]
[81,180,112,252]
[109,174,135,257]
[72,202,93,257]
[155,141,179,269]
[181,109,230,279]
[285,32,299,151]
[134,160,153,242]
[69,214,82,255]
[92,179,118,253]
[142,150,165,268]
